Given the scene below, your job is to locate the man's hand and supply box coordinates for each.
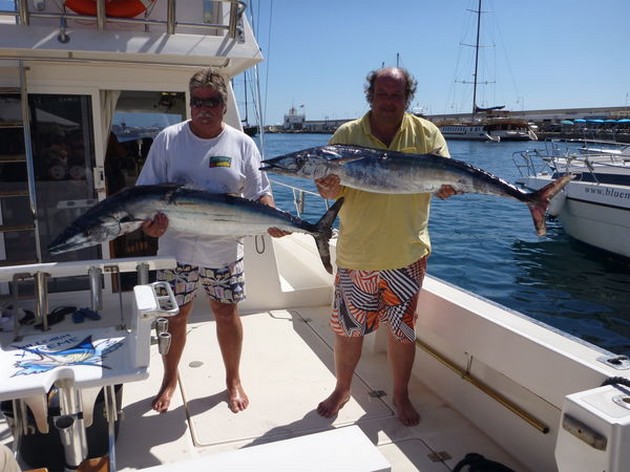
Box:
[142,212,169,237]
[259,194,291,238]
[434,184,461,199]
[267,227,290,238]
[315,174,341,199]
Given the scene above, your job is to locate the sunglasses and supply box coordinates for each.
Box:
[189,96,224,108]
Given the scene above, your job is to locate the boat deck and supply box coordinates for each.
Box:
[105,304,526,471]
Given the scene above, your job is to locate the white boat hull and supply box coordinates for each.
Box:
[439,124,499,142]
[518,175,630,258]
[560,185,630,258]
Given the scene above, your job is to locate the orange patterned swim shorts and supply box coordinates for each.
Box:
[331,257,427,342]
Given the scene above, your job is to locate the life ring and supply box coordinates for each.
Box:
[64,0,155,18]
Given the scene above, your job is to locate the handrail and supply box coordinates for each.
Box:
[416,338,550,434]
[2,0,247,39]
[269,179,331,218]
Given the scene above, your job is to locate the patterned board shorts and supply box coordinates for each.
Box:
[331,257,427,343]
[157,260,246,307]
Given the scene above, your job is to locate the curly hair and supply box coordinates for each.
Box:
[365,67,417,109]
[189,67,228,104]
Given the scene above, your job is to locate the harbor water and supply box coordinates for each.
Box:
[257,133,630,357]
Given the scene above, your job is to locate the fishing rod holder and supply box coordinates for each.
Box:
[53,379,88,470]
[0,257,178,471]
[155,317,171,355]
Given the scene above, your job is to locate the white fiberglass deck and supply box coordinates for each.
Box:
[108,305,525,472]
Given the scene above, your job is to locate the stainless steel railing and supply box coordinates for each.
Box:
[4,0,247,39]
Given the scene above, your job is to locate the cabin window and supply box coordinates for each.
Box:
[0,94,96,296]
[29,94,98,265]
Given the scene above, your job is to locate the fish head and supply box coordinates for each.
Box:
[48,213,141,255]
[260,146,345,179]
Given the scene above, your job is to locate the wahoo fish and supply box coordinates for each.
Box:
[260,144,574,236]
[48,184,343,273]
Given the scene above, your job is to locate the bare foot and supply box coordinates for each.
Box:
[228,383,249,413]
[317,389,350,418]
[152,381,177,413]
[393,395,420,426]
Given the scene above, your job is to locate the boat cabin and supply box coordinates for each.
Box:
[0,1,261,288]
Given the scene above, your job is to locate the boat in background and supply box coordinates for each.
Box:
[435,0,538,143]
[515,141,630,258]
[579,143,630,157]
[484,115,539,141]
[438,114,538,142]
[436,121,499,142]
[1,2,629,472]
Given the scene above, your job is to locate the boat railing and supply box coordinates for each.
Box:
[513,139,630,187]
[513,148,555,178]
[269,179,331,219]
[513,140,583,177]
[2,0,247,38]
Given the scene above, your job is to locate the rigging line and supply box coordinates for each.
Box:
[262,0,274,135]
[249,0,258,36]
[487,0,522,105]
[446,0,480,114]
[241,1,265,152]
[251,63,265,153]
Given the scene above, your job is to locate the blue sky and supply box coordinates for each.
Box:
[251,0,630,125]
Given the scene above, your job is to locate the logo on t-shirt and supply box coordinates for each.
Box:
[208,156,232,168]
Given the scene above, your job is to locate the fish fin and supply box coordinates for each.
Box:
[311,197,344,274]
[76,335,94,350]
[526,174,575,236]
[118,216,145,235]
[321,146,366,165]
[179,182,205,191]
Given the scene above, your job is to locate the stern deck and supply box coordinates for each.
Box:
[109,305,525,471]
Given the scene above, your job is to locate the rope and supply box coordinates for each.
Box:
[453,453,515,472]
[601,376,630,388]
[254,234,266,254]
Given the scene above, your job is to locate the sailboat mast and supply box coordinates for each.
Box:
[472,0,482,119]
[243,71,249,124]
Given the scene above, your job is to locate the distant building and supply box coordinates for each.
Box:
[282,106,305,131]
[280,106,351,133]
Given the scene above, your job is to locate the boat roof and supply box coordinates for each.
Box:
[0,2,262,77]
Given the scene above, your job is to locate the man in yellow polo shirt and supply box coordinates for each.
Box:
[315,67,455,426]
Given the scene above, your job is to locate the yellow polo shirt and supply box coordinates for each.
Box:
[329,112,449,270]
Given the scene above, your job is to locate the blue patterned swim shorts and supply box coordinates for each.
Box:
[157,260,246,306]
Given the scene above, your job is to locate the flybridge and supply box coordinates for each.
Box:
[0,1,262,73]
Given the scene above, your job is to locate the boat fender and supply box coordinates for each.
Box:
[64,0,155,18]
[547,190,566,217]
[453,453,515,472]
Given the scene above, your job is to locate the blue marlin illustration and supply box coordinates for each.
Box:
[12,335,123,376]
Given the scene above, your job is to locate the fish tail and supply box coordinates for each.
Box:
[311,197,344,274]
[525,174,575,236]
